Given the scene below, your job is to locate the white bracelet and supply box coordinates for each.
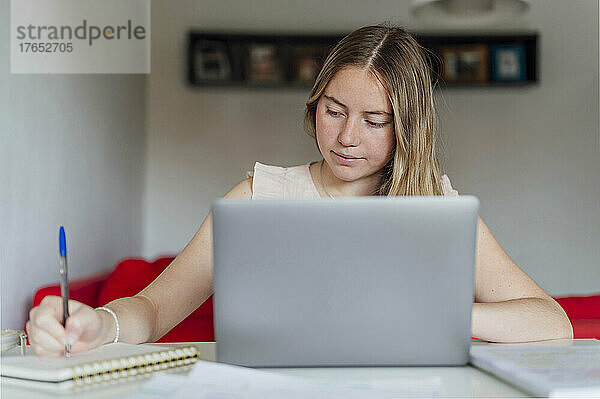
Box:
[96,307,119,343]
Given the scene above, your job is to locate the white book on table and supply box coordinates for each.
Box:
[469,339,600,398]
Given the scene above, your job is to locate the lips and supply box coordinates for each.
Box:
[332,151,362,160]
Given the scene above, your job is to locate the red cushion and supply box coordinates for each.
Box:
[571,319,600,340]
[33,272,111,308]
[96,257,165,305]
[159,315,214,342]
[555,294,600,319]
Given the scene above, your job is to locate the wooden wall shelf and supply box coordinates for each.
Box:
[187,31,538,89]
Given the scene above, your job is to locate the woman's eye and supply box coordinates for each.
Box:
[326,109,342,117]
[366,120,387,128]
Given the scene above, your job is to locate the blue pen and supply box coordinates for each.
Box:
[59,226,71,357]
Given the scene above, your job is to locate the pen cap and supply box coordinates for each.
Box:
[59,226,67,256]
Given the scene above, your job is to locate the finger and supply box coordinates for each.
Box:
[40,295,63,307]
[39,296,86,320]
[32,306,67,345]
[28,319,63,349]
[28,330,63,357]
[65,306,101,345]
[30,339,63,358]
[39,296,65,320]
[28,324,65,353]
[66,299,90,314]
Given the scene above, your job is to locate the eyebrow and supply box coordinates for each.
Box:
[323,94,393,117]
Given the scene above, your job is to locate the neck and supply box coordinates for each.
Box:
[319,160,382,197]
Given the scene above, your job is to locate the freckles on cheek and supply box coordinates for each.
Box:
[316,115,334,143]
[315,117,328,153]
[316,109,330,131]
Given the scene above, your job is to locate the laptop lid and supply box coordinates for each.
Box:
[212,196,479,367]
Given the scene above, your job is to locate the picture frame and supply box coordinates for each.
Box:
[491,44,526,82]
[290,44,330,85]
[440,44,489,84]
[193,39,231,81]
[246,43,283,84]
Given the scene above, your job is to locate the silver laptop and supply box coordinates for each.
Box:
[212,196,479,367]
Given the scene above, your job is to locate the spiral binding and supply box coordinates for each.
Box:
[70,346,199,386]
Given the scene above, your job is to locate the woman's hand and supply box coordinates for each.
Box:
[26,296,106,357]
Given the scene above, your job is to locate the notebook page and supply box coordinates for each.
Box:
[129,359,442,399]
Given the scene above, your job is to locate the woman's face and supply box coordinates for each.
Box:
[315,66,396,183]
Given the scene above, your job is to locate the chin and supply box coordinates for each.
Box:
[329,164,366,182]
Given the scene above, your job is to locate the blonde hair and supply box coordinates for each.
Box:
[304,25,443,196]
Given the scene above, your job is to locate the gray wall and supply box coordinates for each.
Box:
[142,0,599,296]
[1,0,146,329]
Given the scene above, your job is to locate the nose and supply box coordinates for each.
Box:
[337,118,360,147]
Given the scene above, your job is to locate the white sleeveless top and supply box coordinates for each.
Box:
[247,162,459,199]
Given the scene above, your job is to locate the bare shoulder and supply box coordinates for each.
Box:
[223,177,253,200]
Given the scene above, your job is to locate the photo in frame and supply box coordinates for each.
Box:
[440,44,489,84]
[246,43,283,84]
[290,44,330,85]
[193,39,231,81]
[491,44,526,82]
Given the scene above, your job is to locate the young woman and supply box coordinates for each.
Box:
[27,25,572,357]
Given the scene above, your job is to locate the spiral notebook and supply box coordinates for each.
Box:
[0,342,200,391]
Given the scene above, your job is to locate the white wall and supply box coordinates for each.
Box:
[143,0,599,296]
[437,1,600,295]
[0,0,11,329]
[1,0,147,329]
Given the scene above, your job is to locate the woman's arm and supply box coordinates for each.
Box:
[472,217,573,342]
[27,178,253,356]
[97,177,254,345]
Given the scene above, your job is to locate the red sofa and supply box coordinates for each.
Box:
[554,295,600,340]
[30,257,600,341]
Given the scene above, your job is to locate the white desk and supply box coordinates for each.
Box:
[1,342,530,398]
